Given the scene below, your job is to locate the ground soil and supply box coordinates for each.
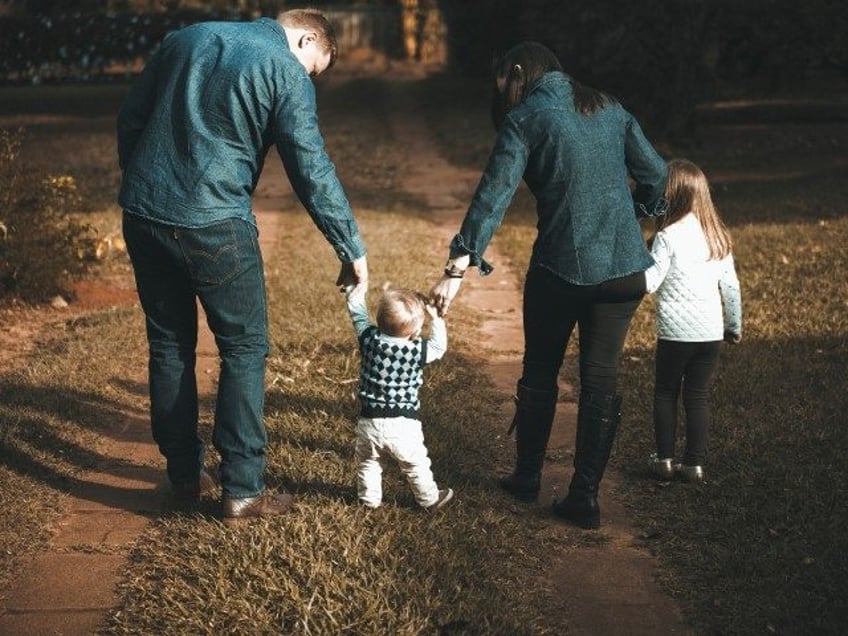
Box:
[0,73,691,635]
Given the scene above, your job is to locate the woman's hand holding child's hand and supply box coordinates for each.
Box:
[429,277,462,317]
[424,301,440,321]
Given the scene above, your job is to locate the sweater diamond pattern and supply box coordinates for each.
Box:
[359,327,425,415]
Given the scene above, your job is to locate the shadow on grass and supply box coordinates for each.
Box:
[614,332,848,634]
[0,376,167,510]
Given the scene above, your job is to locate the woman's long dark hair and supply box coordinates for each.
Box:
[490,41,615,130]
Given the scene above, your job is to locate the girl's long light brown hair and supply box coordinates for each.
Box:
[658,159,732,260]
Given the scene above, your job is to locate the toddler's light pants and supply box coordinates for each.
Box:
[354,416,440,508]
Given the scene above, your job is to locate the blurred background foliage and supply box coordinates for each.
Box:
[1,0,845,131]
[0,0,845,301]
[0,127,97,301]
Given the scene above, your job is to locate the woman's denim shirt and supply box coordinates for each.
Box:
[451,72,667,284]
[117,18,365,263]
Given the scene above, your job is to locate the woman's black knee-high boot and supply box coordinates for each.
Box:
[552,392,622,528]
[499,382,558,503]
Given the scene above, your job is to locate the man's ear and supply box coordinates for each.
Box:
[298,32,318,49]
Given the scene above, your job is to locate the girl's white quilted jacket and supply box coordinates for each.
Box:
[645,213,742,341]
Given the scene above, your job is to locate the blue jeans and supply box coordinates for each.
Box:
[122,212,269,498]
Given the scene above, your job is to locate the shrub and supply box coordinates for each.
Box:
[0,127,96,302]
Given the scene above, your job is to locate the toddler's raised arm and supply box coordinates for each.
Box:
[346,288,372,338]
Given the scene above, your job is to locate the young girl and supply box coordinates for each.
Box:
[645,159,742,483]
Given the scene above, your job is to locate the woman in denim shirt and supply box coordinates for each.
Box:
[431,41,667,529]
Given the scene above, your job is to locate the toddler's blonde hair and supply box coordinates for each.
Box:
[659,158,732,260]
[377,289,426,338]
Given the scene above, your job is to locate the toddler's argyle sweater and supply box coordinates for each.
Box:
[346,292,447,419]
[358,326,427,417]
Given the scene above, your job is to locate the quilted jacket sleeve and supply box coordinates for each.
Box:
[644,231,672,294]
[718,253,742,337]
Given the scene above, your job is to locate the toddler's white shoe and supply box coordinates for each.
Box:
[427,488,454,510]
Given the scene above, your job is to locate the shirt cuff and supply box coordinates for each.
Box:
[449,233,493,275]
[335,233,367,262]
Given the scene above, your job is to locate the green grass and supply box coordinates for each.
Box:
[1,75,847,634]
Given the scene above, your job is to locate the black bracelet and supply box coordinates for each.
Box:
[444,265,466,279]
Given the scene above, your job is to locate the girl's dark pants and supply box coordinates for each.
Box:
[653,339,720,466]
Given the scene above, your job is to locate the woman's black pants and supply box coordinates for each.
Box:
[520,266,644,397]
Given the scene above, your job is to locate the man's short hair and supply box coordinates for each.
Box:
[278,8,338,68]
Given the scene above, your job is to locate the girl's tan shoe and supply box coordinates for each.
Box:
[676,464,705,483]
[648,453,674,480]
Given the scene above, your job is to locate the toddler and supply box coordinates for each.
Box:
[346,286,453,509]
[644,159,742,483]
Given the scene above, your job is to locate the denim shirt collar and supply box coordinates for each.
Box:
[258,16,288,45]
[529,70,569,91]
[524,71,573,104]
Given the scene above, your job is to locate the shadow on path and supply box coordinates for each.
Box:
[0,178,288,635]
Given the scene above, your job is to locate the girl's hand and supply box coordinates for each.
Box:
[724,331,742,344]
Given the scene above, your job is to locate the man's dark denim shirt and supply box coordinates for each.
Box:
[451,71,667,284]
[117,18,365,263]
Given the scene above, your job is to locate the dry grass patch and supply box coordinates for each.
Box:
[0,305,149,590]
[103,207,572,634]
[4,74,846,635]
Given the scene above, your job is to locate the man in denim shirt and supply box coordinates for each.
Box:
[431,42,667,530]
[118,9,368,523]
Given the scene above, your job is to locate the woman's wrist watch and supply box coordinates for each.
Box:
[443,259,466,279]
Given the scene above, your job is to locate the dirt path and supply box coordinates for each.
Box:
[386,78,691,635]
[0,168,289,635]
